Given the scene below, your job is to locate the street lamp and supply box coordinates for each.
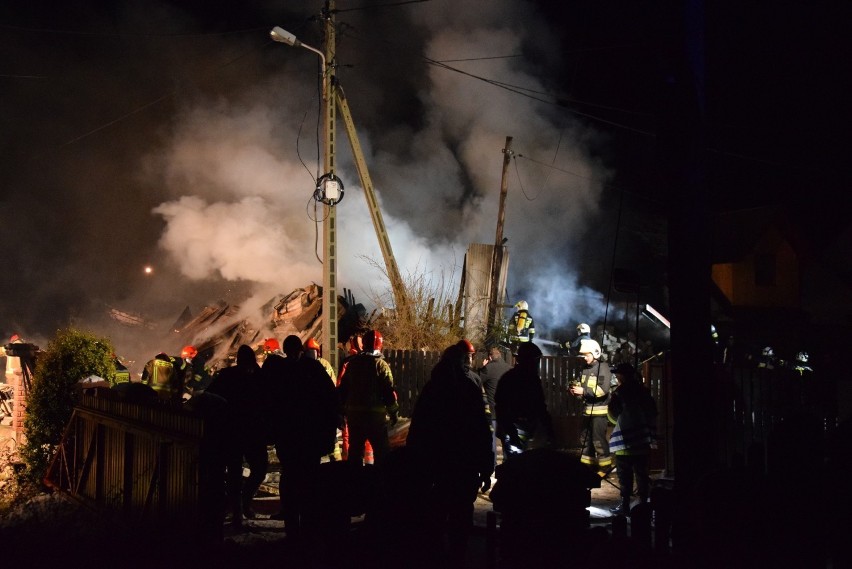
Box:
[270,22,340,370]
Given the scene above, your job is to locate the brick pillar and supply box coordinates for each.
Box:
[12,372,27,443]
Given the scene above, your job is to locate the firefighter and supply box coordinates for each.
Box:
[260,337,283,362]
[304,337,342,461]
[304,337,335,381]
[338,329,399,466]
[608,363,657,515]
[507,300,535,352]
[566,322,592,354]
[570,338,613,473]
[337,335,373,462]
[141,352,185,400]
[112,354,131,386]
[181,345,212,394]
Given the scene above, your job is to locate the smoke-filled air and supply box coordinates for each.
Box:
[2,0,625,367]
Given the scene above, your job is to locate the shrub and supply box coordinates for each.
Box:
[19,328,116,484]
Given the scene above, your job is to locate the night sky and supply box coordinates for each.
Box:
[1,1,849,364]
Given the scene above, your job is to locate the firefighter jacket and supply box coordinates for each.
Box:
[141,354,185,398]
[575,360,611,416]
[317,357,336,385]
[507,310,535,344]
[608,380,657,454]
[338,353,398,420]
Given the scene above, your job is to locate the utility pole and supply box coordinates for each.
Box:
[322,0,339,370]
[487,136,513,342]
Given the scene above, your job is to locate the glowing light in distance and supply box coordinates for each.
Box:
[144,266,153,275]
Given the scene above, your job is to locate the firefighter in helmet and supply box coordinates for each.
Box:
[303,337,335,383]
[141,352,185,400]
[565,322,591,354]
[260,337,283,362]
[507,300,536,352]
[570,338,613,473]
[181,345,212,394]
[337,329,399,465]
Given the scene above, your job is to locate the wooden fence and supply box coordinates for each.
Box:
[45,394,203,526]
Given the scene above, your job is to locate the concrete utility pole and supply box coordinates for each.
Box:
[487,136,513,339]
[321,0,339,370]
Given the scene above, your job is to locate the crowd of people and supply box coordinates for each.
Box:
[92,305,662,563]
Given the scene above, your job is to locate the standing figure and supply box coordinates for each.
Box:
[506,300,535,353]
[205,344,269,525]
[263,335,339,536]
[303,337,342,461]
[181,345,212,395]
[141,352,185,400]
[406,342,495,564]
[495,342,554,459]
[608,363,657,515]
[338,329,399,466]
[570,338,612,473]
[566,322,591,354]
[479,346,511,466]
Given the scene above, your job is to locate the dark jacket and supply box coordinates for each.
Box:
[263,354,340,458]
[479,357,511,417]
[495,363,553,443]
[407,346,494,478]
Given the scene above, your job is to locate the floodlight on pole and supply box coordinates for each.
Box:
[270,11,340,371]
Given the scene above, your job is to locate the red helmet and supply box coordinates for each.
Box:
[304,337,321,353]
[10,334,21,343]
[363,330,383,353]
[457,339,475,354]
[181,345,198,359]
[263,338,280,352]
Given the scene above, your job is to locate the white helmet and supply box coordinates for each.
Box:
[515,300,528,311]
[578,339,602,359]
[577,323,591,335]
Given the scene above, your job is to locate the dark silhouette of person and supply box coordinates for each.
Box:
[479,346,511,466]
[263,335,339,539]
[183,390,230,544]
[204,344,268,526]
[406,342,495,566]
[495,342,554,459]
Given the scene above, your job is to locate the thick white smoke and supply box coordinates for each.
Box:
[149,0,614,341]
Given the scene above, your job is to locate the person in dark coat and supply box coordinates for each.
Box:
[184,390,230,544]
[204,344,268,525]
[263,335,340,538]
[406,342,495,565]
[495,342,554,459]
[479,346,511,466]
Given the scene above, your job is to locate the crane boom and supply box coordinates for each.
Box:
[335,86,410,317]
